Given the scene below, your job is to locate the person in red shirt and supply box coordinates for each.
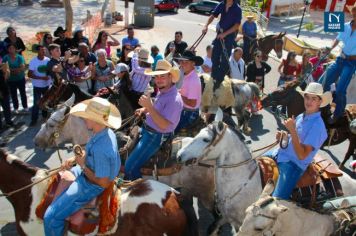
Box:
[277,51,300,86]
[309,49,328,81]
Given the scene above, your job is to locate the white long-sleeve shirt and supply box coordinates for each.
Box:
[229,57,245,80]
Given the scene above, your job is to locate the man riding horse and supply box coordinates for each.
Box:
[124,60,183,181]
[44,97,121,235]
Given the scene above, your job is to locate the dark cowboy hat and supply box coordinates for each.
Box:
[54,26,67,37]
[174,50,204,66]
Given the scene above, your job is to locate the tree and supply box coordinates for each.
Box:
[63,0,73,36]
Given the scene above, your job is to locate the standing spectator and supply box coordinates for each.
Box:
[164,31,188,57]
[0,60,14,129]
[2,44,28,113]
[242,15,258,62]
[121,26,140,48]
[202,0,242,90]
[165,42,176,65]
[310,49,328,81]
[128,48,154,109]
[151,45,163,70]
[92,49,115,93]
[53,26,73,56]
[277,51,299,86]
[46,44,68,85]
[4,27,26,55]
[66,55,93,93]
[78,42,96,65]
[40,33,53,58]
[112,63,131,95]
[246,50,271,114]
[174,50,203,132]
[72,26,90,49]
[298,52,313,86]
[28,45,51,126]
[202,45,213,74]
[92,31,120,59]
[322,5,356,124]
[119,45,133,69]
[229,47,245,80]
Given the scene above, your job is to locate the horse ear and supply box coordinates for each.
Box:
[214,107,223,122]
[261,179,275,198]
[217,121,224,134]
[65,94,75,107]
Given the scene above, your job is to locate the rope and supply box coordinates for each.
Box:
[116,114,136,131]
[189,32,206,52]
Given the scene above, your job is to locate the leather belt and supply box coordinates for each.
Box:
[143,122,172,136]
[341,53,356,61]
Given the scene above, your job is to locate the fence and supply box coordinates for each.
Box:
[82,11,102,46]
[241,1,269,36]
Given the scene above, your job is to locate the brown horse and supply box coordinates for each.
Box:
[261,81,356,168]
[0,149,199,236]
[243,32,285,63]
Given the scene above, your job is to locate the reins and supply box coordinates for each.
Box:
[189,32,206,52]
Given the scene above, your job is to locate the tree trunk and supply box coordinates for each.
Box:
[101,0,110,21]
[63,0,73,36]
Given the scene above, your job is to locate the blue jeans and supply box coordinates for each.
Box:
[0,91,12,126]
[124,127,172,180]
[175,109,199,133]
[319,57,356,118]
[212,33,236,84]
[263,150,304,200]
[7,78,28,110]
[44,166,104,236]
[31,86,49,122]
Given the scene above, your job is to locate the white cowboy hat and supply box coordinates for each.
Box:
[144,59,180,83]
[127,48,154,64]
[70,97,121,129]
[112,63,130,74]
[296,82,332,107]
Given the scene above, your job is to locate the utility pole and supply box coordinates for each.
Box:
[125,0,129,28]
[297,0,310,38]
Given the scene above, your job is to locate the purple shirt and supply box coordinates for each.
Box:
[146,86,183,133]
[212,1,242,32]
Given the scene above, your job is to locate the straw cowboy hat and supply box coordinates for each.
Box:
[144,59,180,83]
[296,82,332,108]
[246,15,255,19]
[70,97,121,129]
[174,50,204,66]
[54,26,66,37]
[128,48,154,64]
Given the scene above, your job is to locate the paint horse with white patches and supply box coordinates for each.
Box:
[177,121,356,234]
[0,149,199,236]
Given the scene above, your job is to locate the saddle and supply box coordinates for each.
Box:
[36,172,119,235]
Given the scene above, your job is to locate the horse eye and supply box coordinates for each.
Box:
[203,138,210,143]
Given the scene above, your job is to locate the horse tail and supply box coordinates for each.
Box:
[248,82,261,98]
[177,194,200,236]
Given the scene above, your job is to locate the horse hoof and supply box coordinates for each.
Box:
[243,127,252,135]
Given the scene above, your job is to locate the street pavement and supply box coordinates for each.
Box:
[0,1,354,235]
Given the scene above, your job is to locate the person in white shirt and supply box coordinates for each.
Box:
[28,45,51,126]
[229,47,245,80]
[202,45,213,74]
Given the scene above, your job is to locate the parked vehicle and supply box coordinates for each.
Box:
[188,0,219,14]
[154,0,180,13]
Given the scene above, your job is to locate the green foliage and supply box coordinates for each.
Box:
[304,22,314,31]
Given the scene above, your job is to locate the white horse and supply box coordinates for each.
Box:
[237,181,336,236]
[177,120,356,234]
[34,95,218,212]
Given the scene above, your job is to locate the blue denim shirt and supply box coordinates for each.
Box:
[242,21,257,37]
[277,112,327,171]
[85,128,120,180]
[337,21,356,55]
[212,1,242,32]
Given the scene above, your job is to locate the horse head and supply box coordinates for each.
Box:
[238,181,288,236]
[38,80,68,110]
[34,94,89,149]
[258,32,285,61]
[261,80,301,108]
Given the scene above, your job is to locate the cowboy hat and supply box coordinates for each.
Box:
[144,59,180,83]
[174,50,204,66]
[296,82,332,107]
[112,63,130,74]
[127,48,154,64]
[54,26,66,37]
[70,97,121,129]
[246,15,255,19]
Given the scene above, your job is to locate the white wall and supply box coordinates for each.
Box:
[270,0,305,15]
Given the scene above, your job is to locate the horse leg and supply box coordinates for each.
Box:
[339,136,356,168]
[242,109,252,135]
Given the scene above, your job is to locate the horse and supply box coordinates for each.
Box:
[176,121,356,234]
[242,32,285,63]
[261,80,356,168]
[237,181,354,236]
[38,81,134,120]
[200,74,260,134]
[0,149,199,236]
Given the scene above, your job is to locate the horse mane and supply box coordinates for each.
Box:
[68,83,93,100]
[0,149,38,175]
[284,80,300,89]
